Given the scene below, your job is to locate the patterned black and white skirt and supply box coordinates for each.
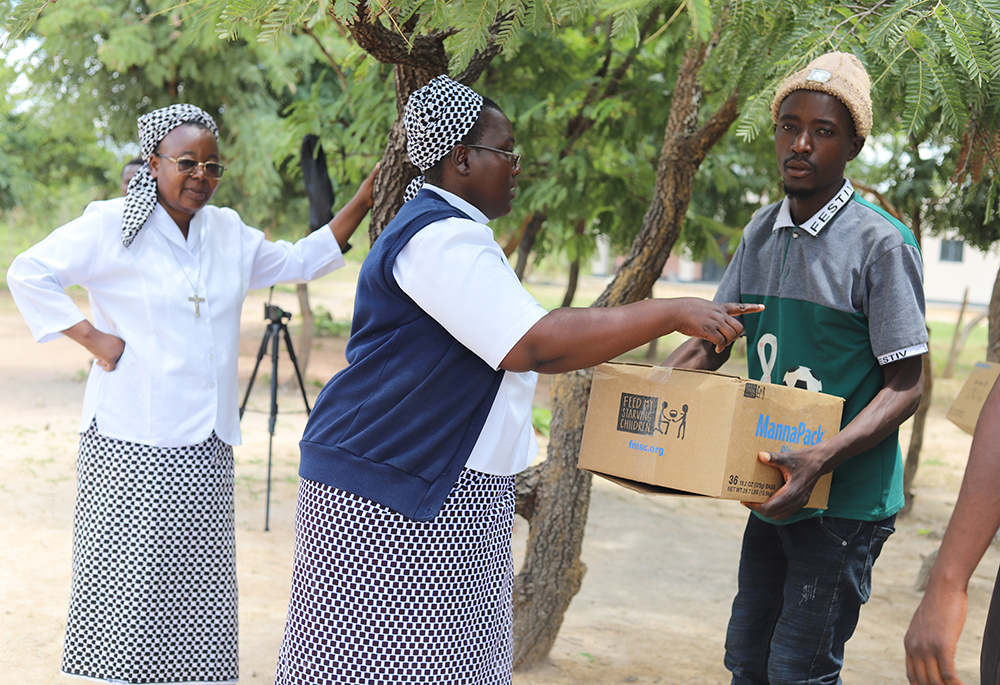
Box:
[62,421,239,684]
[274,469,515,685]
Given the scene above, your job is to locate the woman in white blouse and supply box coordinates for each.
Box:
[6,103,375,685]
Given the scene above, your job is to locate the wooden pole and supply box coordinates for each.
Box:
[944,287,970,379]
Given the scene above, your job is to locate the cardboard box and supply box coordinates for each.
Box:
[947,361,1000,435]
[578,363,844,509]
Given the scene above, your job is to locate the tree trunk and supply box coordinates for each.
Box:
[901,336,932,516]
[368,64,439,239]
[502,214,533,258]
[514,212,546,280]
[944,288,970,379]
[290,283,314,388]
[560,219,586,307]
[370,102,420,239]
[512,39,739,669]
[343,3,501,239]
[512,368,594,668]
[989,261,1000,363]
[901,172,930,517]
[561,260,580,308]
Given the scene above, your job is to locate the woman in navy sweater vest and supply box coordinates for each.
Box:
[275,75,761,684]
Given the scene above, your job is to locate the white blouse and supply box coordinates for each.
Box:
[393,185,548,476]
[6,197,344,448]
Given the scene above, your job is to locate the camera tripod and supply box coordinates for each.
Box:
[239,292,311,531]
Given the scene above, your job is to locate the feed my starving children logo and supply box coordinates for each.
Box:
[617,393,688,439]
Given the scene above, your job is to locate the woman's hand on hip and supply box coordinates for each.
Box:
[61,320,126,371]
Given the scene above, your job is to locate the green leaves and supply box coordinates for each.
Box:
[684,0,713,42]
[1,0,390,235]
[934,2,989,86]
[102,22,157,71]
[713,0,1000,148]
[864,0,999,139]
[5,0,1000,258]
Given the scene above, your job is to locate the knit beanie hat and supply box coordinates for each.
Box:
[771,52,872,139]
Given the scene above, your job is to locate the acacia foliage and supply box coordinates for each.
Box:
[0,62,118,217]
[1,0,389,231]
[5,0,1000,252]
[158,0,633,72]
[691,1,1000,256]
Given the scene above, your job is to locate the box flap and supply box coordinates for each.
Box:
[947,361,1000,435]
[588,471,705,498]
[601,361,744,382]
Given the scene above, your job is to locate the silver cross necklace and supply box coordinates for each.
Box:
[163,231,206,317]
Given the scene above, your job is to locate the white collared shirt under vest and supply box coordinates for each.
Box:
[393,184,548,476]
[6,197,344,448]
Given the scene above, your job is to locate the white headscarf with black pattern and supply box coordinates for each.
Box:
[120,104,219,248]
[402,75,483,203]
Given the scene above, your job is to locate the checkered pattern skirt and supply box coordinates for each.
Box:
[61,422,239,684]
[274,469,515,684]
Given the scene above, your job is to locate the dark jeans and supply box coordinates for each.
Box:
[724,512,895,685]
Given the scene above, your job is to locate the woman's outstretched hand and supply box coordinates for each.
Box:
[671,299,764,352]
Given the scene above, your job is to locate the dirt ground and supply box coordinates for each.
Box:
[1,270,996,685]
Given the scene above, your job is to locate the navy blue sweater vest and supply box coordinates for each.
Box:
[299,190,506,521]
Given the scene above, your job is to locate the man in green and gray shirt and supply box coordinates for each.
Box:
[666,51,927,684]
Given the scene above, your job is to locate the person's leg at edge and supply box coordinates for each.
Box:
[725,513,788,685]
[981,563,1000,685]
[764,515,895,685]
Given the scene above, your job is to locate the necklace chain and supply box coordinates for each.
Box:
[163,232,205,317]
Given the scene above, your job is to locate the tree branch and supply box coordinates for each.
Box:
[301,26,348,90]
[690,91,739,158]
[454,11,512,84]
[514,463,541,520]
[831,0,896,47]
[564,8,664,148]
[852,179,904,221]
[344,1,450,72]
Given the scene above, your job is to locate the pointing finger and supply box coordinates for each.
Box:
[723,302,765,316]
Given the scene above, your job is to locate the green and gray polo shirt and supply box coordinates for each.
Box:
[716,179,928,524]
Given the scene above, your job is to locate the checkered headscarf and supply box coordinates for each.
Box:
[402,75,483,203]
[120,104,219,248]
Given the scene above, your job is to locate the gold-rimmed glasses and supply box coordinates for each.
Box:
[153,153,227,179]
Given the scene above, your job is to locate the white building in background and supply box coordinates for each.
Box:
[921,234,999,307]
[592,234,1000,308]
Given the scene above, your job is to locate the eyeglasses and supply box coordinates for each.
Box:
[154,153,226,179]
[465,144,521,169]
